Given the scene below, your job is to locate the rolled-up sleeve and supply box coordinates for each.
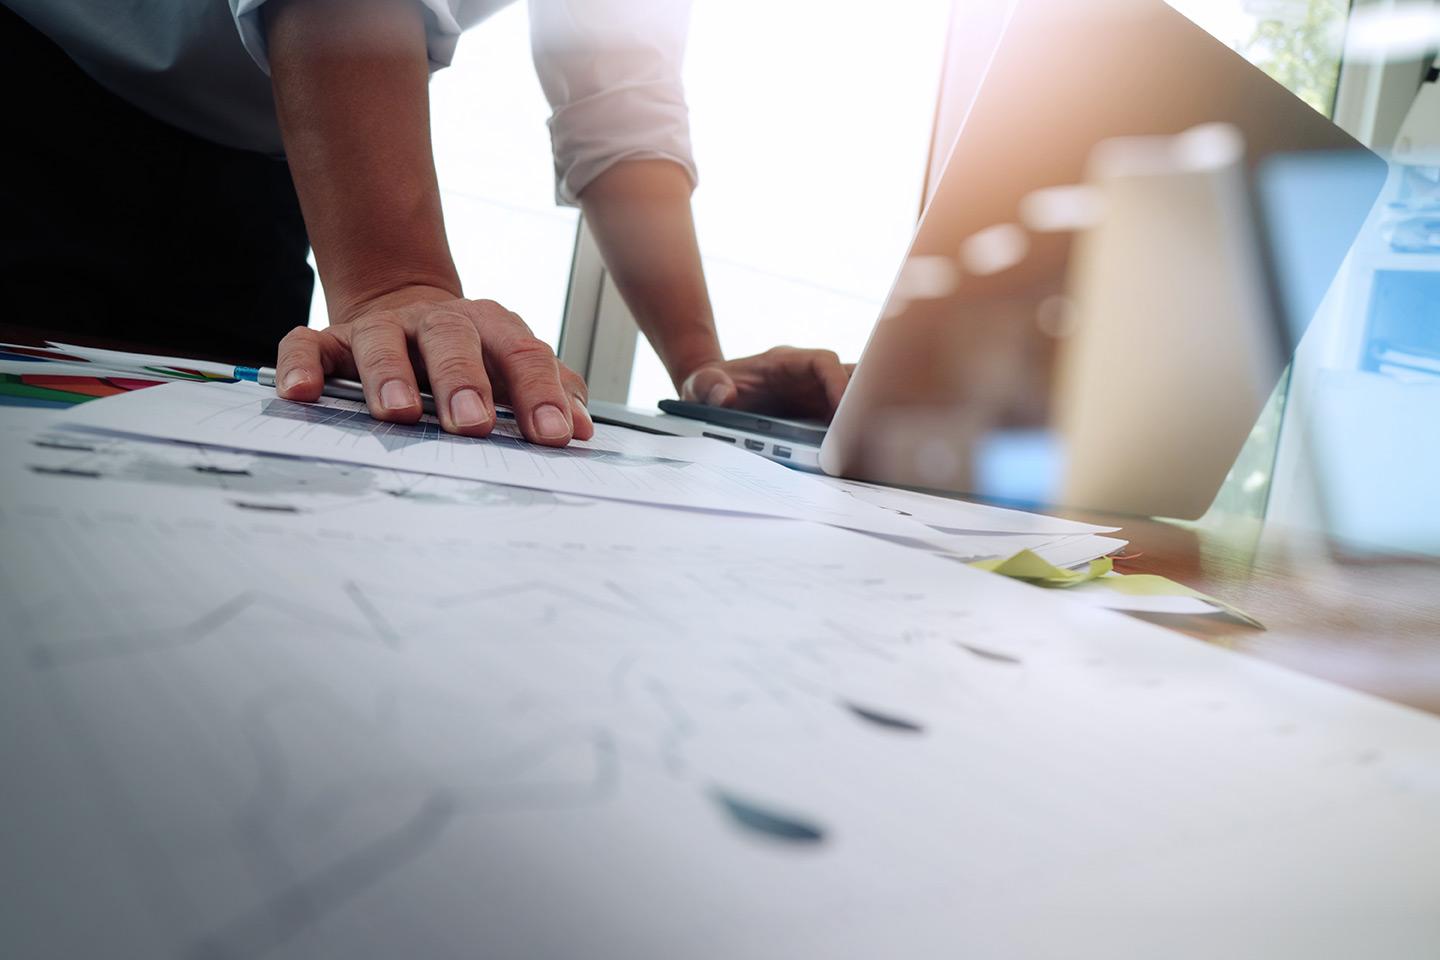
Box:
[229,0,467,75]
[529,0,697,206]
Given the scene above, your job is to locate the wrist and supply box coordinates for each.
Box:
[667,342,726,392]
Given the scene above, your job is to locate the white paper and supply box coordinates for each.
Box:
[60,380,940,540]
[914,530,1127,565]
[1055,585,1227,616]
[2,436,1439,958]
[818,474,1121,535]
[0,359,164,380]
[44,339,240,377]
[17,412,1126,571]
[1031,533,1129,568]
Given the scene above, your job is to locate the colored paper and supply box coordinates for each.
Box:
[973,548,1263,626]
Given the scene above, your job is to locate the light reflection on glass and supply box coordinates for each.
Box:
[1261,150,1440,555]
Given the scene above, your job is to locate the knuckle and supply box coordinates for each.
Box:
[504,338,557,366]
[358,345,410,371]
[356,313,406,340]
[464,299,509,328]
[417,311,468,341]
[428,353,484,386]
[279,327,316,350]
[515,372,562,396]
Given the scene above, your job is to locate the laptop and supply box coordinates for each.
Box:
[606,0,1384,518]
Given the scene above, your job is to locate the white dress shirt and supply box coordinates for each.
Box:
[8,0,696,204]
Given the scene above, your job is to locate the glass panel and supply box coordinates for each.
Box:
[625,0,951,408]
[308,4,579,349]
[1261,149,1440,555]
[1166,0,1352,522]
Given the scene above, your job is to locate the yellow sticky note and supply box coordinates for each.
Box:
[971,549,1263,628]
[971,549,1113,586]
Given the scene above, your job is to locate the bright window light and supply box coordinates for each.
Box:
[626,0,951,407]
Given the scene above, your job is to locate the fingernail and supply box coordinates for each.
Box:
[706,384,729,406]
[570,394,590,420]
[450,388,489,428]
[379,379,415,412]
[280,369,308,393]
[533,403,570,440]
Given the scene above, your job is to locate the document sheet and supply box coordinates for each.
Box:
[820,475,1121,535]
[3,423,1439,960]
[62,381,948,540]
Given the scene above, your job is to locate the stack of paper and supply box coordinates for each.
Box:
[57,380,1134,566]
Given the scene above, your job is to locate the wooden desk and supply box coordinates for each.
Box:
[1096,512,1440,717]
[7,321,1439,716]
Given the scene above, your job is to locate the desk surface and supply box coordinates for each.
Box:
[7,323,1440,718]
[1084,511,1440,716]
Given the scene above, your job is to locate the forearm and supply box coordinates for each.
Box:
[265,0,459,322]
[578,160,721,389]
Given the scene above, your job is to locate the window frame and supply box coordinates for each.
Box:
[557,219,641,403]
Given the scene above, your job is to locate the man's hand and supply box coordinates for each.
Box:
[275,286,593,445]
[679,347,852,421]
[579,163,854,421]
[265,0,590,446]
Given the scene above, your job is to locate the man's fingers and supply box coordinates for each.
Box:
[681,365,737,408]
[349,315,423,422]
[415,311,496,436]
[557,363,594,441]
[809,350,850,416]
[482,308,573,446]
[275,326,344,401]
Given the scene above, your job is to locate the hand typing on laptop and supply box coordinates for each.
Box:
[679,348,853,421]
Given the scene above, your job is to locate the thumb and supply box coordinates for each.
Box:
[681,365,737,407]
